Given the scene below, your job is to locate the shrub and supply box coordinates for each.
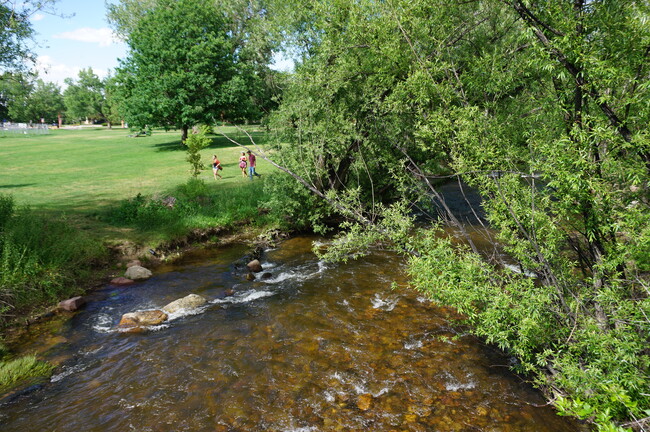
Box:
[185,126,211,177]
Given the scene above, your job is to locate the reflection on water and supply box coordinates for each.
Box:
[0,236,587,431]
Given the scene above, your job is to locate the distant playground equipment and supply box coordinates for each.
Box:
[1,122,51,136]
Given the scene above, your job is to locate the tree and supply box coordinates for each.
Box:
[1,0,58,74]
[262,0,650,429]
[102,74,124,128]
[109,0,284,131]
[1,73,64,123]
[115,0,239,142]
[24,79,64,124]
[63,68,104,124]
[0,72,31,121]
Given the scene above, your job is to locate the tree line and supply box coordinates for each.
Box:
[1,68,115,126]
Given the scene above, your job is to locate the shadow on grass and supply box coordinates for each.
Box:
[209,131,268,149]
[152,139,184,152]
[0,183,37,189]
[151,129,268,153]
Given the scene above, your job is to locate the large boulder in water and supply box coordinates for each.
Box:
[58,296,86,312]
[247,259,263,273]
[124,265,152,280]
[162,294,207,314]
[118,310,168,328]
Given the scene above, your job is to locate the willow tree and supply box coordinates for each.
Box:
[263,0,650,429]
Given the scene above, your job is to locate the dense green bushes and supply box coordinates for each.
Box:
[265,1,650,430]
[104,177,279,239]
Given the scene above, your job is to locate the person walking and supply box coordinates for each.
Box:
[247,150,261,179]
[238,151,248,178]
[212,154,222,180]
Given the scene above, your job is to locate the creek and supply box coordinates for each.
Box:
[0,236,587,431]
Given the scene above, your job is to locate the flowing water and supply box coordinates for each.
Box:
[0,236,587,431]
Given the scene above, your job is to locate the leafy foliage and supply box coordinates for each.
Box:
[63,68,105,124]
[0,0,57,73]
[185,126,211,177]
[267,0,650,429]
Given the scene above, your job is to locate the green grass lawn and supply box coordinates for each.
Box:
[1,126,271,211]
[0,125,275,243]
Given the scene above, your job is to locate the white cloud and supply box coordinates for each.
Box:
[53,27,120,47]
[32,13,45,22]
[35,55,109,87]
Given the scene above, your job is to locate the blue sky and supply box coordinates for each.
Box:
[30,0,292,88]
[30,0,127,87]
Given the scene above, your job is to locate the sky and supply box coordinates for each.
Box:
[29,0,293,88]
[30,0,127,87]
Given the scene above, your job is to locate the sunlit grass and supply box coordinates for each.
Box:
[0,355,53,392]
[0,126,274,243]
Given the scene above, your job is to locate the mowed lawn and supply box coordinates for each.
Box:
[0,126,271,214]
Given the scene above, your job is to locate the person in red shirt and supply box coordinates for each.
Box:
[247,150,261,179]
[212,154,222,180]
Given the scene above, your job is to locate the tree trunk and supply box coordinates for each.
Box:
[181,125,189,144]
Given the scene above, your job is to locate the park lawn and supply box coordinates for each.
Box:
[0,126,274,243]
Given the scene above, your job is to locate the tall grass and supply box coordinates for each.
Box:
[0,355,53,392]
[0,195,107,325]
[103,177,276,242]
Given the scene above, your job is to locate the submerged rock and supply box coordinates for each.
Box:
[162,294,207,314]
[58,296,86,312]
[357,393,373,411]
[118,310,168,328]
[124,265,152,280]
[110,277,134,286]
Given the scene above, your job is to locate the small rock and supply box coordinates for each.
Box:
[245,273,255,281]
[162,196,176,208]
[124,265,152,280]
[224,288,235,296]
[118,310,168,328]
[261,272,273,280]
[58,296,86,312]
[247,259,263,273]
[126,260,142,268]
[110,277,134,286]
[162,294,207,314]
[357,393,372,411]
